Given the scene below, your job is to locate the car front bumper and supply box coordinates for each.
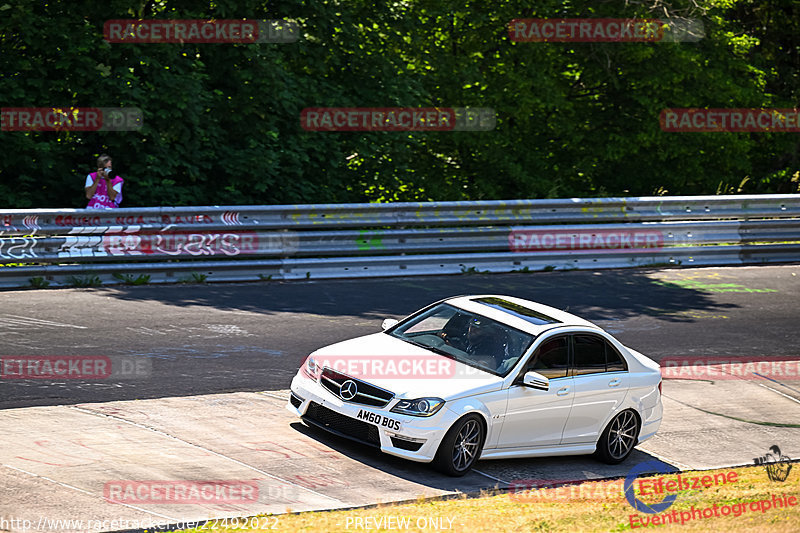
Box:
[287,372,455,463]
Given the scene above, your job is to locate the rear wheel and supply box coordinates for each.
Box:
[433,414,485,476]
[594,410,639,464]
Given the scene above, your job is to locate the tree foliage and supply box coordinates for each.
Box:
[0,0,797,208]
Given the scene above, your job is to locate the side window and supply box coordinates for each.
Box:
[573,335,606,375]
[573,334,629,374]
[605,342,628,372]
[526,337,569,379]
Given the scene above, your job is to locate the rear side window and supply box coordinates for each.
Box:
[573,335,606,375]
[573,334,628,374]
[526,337,569,379]
[606,343,627,372]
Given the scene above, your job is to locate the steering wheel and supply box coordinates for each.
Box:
[426,334,446,348]
[440,331,467,351]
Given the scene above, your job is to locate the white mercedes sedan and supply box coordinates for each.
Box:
[287,295,662,476]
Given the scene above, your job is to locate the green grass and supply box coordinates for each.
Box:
[178,272,208,283]
[112,272,151,285]
[28,276,50,288]
[173,465,799,533]
[66,274,102,287]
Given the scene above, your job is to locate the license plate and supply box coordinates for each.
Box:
[356,409,401,431]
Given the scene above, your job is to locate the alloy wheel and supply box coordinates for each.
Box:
[452,419,481,471]
[607,410,638,460]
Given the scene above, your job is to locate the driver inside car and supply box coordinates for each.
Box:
[464,318,508,371]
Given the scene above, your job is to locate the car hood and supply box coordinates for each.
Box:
[309,332,504,400]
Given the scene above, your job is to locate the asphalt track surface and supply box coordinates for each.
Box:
[1,264,799,532]
[1,264,798,409]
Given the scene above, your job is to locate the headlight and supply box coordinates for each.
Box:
[301,355,320,380]
[391,397,445,417]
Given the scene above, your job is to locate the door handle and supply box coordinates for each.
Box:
[556,387,570,396]
[608,378,621,387]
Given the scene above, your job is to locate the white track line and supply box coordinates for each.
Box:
[636,446,693,471]
[757,382,800,405]
[257,391,290,401]
[472,469,509,485]
[2,315,88,329]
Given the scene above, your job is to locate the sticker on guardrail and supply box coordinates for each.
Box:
[22,216,40,232]
[509,229,663,252]
[50,213,215,228]
[53,231,299,258]
[118,214,215,225]
[221,211,242,225]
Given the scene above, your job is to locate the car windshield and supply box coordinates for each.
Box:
[388,303,535,376]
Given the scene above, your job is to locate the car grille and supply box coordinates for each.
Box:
[320,367,394,407]
[303,402,380,446]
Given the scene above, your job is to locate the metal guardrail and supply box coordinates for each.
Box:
[1,195,799,287]
[2,194,800,235]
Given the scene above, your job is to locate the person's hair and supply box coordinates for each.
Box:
[96,154,112,168]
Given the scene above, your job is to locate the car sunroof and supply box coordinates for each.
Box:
[473,297,561,326]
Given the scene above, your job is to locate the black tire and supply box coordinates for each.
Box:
[594,410,640,464]
[433,414,485,476]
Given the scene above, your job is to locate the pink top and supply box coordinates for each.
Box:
[86,172,124,209]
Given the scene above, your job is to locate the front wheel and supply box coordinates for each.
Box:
[433,414,485,476]
[594,410,640,464]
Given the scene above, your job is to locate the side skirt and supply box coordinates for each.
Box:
[478,443,597,460]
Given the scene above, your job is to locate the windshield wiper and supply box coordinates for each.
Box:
[401,338,457,359]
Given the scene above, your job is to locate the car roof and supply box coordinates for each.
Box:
[445,295,600,336]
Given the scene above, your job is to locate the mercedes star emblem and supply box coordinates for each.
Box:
[340,380,358,401]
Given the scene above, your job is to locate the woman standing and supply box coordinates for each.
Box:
[85,154,123,209]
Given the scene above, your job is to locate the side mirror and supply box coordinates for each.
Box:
[381,318,399,331]
[523,371,549,391]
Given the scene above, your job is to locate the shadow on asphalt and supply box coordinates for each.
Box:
[94,268,739,323]
[290,420,675,495]
[2,268,751,409]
